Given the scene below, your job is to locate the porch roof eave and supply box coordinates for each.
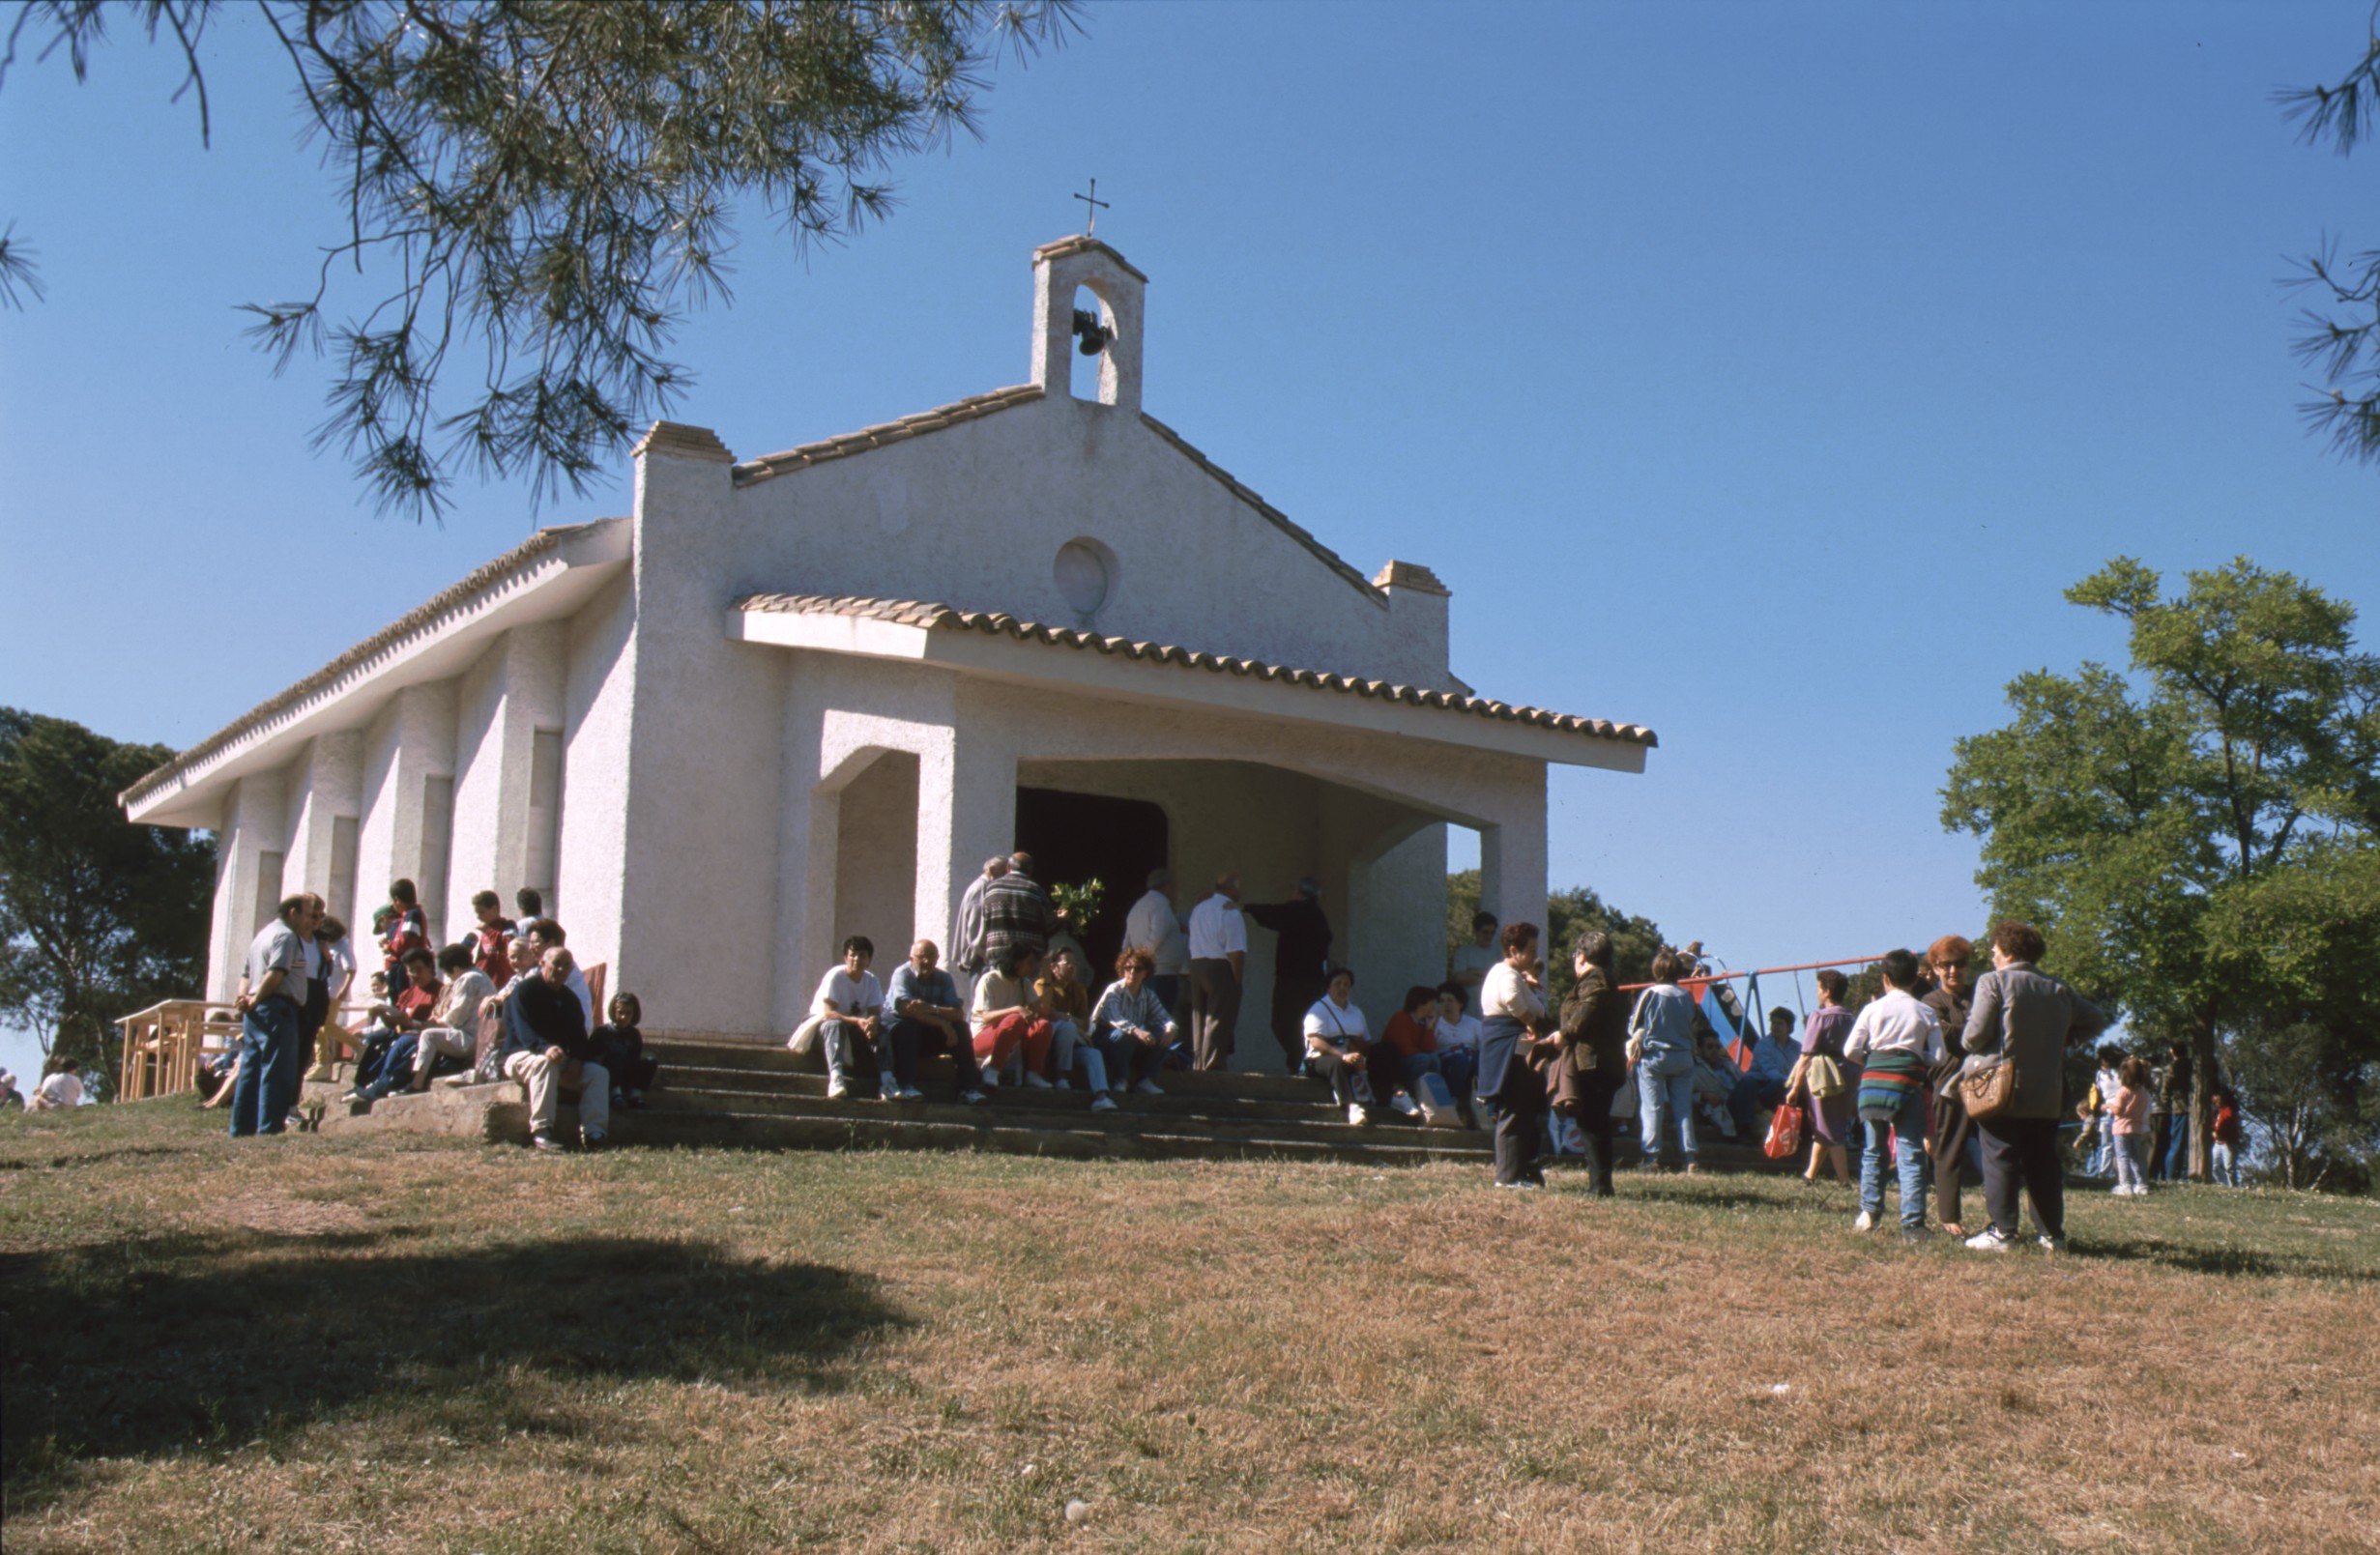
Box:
[725,606,1649,775]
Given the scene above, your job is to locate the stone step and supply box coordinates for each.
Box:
[649,1039,1350,1106]
[622,1107,1498,1166]
[637,1085,1490,1153]
[652,1063,1458,1128]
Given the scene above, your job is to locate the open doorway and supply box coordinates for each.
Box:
[1013,787,1169,978]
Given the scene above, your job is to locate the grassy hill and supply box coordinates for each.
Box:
[3,1100,2375,1552]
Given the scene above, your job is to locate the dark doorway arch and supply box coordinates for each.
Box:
[1013,788,1169,979]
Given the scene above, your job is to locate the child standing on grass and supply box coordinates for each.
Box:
[2109,1056,2152,1196]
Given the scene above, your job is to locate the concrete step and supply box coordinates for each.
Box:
[649,1039,1361,1107]
[651,1063,1456,1128]
[636,1085,1490,1153]
[622,1107,1497,1166]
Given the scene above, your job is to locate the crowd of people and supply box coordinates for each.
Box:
[221,881,655,1150]
[801,859,2236,1252]
[191,846,2247,1234]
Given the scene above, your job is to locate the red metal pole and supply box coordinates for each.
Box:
[1617,954,1886,993]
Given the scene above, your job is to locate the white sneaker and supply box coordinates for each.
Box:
[2110,1185,2129,1195]
[1089,1094,1117,1112]
[1389,1094,1420,1116]
[1964,1227,2019,1253]
[1132,1079,1164,1096]
[1023,1073,1053,1090]
[2038,1233,2069,1253]
[895,1085,924,1101]
[825,1080,849,1101]
[976,1068,999,1088]
[1348,1104,1371,1126]
[959,1088,987,1105]
[1853,1210,1876,1233]
[1055,1077,1072,1090]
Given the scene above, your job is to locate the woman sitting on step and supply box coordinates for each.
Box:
[1088,947,1174,1098]
[1301,967,1378,1127]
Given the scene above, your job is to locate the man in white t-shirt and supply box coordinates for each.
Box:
[1185,873,1247,1071]
[30,1058,86,1110]
[812,936,887,1101]
[1122,869,1190,1020]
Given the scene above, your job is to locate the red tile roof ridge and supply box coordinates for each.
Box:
[732,385,1045,487]
[732,592,1656,747]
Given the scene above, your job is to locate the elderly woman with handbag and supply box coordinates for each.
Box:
[1625,947,1703,1174]
[1959,920,2109,1253]
[1785,968,1856,1185]
[1553,931,1631,1196]
[1477,921,1557,1189]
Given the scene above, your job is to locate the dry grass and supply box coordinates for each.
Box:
[2,1101,2375,1554]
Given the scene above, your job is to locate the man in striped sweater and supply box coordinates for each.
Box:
[1843,949,1947,1240]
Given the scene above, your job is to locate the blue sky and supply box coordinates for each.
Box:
[2,4,2373,1079]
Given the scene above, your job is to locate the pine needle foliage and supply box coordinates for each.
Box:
[0,0,1082,517]
[2277,25,2380,469]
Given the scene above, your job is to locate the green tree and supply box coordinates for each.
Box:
[1445,870,1665,1007]
[0,709,217,1097]
[1942,558,2380,1179]
[2278,25,2380,467]
[2229,1017,2379,1192]
[0,0,1080,515]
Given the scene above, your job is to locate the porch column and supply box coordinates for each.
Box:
[1476,777,1549,950]
[918,707,1018,964]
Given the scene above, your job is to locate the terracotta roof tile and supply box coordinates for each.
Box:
[731,385,1046,486]
[734,592,1657,748]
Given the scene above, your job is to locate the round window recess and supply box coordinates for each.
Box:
[1053,538,1115,619]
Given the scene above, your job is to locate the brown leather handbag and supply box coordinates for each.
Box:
[1959,1055,2017,1121]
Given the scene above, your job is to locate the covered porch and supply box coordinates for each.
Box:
[732,594,1652,1065]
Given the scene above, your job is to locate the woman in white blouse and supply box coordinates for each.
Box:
[1301,967,1375,1125]
[1477,922,1557,1187]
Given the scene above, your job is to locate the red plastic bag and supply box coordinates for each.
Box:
[1762,1103,1803,1160]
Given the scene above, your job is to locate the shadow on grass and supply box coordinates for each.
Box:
[2066,1237,2374,1281]
[1,1232,907,1515]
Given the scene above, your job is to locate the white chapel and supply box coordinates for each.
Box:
[122,236,1657,1057]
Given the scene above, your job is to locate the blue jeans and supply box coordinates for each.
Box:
[1638,1064,1697,1162]
[1437,1049,1478,1110]
[230,996,302,1137]
[1860,1092,1930,1227]
[2162,1117,2191,1181]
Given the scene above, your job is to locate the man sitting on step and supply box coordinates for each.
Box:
[499,945,609,1151]
[812,936,888,1101]
[884,939,988,1105]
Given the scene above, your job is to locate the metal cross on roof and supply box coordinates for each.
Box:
[1073,178,1110,236]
